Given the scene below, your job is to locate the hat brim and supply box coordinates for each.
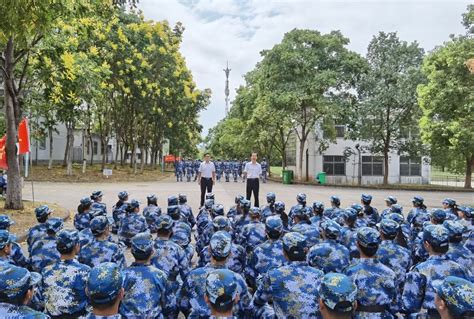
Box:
[29,272,42,286]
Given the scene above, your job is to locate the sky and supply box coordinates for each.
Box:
[138,0,471,136]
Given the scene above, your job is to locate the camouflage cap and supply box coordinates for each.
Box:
[0,264,41,299]
[205,193,215,200]
[129,199,140,210]
[56,229,79,253]
[0,229,12,249]
[356,227,381,247]
[442,198,456,206]
[423,224,449,247]
[205,269,238,307]
[291,204,305,218]
[212,216,230,232]
[80,196,93,206]
[361,194,372,203]
[35,205,52,219]
[46,217,64,233]
[131,232,154,259]
[249,206,261,217]
[91,190,104,199]
[167,205,181,219]
[433,276,474,316]
[212,204,225,216]
[442,220,467,239]
[412,212,430,227]
[390,204,403,214]
[458,206,473,218]
[168,195,179,206]
[282,232,306,257]
[343,208,358,222]
[234,195,244,204]
[0,214,14,230]
[430,209,447,223]
[379,219,400,237]
[387,212,404,225]
[312,201,324,212]
[171,228,191,247]
[155,215,174,231]
[412,195,424,204]
[265,216,283,235]
[350,203,363,213]
[330,196,341,205]
[87,262,123,304]
[321,220,341,239]
[274,201,285,213]
[266,192,276,202]
[178,194,187,203]
[296,193,307,204]
[147,194,157,202]
[90,216,110,236]
[384,196,397,205]
[240,199,251,209]
[90,208,107,219]
[209,231,232,258]
[319,273,357,312]
[117,191,128,200]
[204,199,215,210]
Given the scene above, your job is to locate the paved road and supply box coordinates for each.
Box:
[23,176,474,213]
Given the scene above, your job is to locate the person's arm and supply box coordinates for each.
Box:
[212,162,216,184]
[197,163,202,184]
[243,163,248,179]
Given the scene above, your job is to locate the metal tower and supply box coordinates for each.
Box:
[223,61,231,116]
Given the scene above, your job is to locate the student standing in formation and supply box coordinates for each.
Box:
[197,153,216,207]
[243,152,262,207]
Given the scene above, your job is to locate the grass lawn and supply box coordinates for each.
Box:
[25,164,173,183]
[270,166,283,177]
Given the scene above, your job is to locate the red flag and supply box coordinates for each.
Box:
[0,135,8,169]
[18,118,30,154]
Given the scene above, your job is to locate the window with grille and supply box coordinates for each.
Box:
[400,157,421,176]
[93,141,99,155]
[362,156,384,176]
[323,155,346,175]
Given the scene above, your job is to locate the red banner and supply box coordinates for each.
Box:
[18,118,30,154]
[0,135,8,169]
[164,155,181,163]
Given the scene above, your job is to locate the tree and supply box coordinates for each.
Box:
[351,32,425,184]
[258,29,365,179]
[418,34,474,188]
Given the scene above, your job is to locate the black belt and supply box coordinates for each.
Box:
[247,178,259,180]
[50,308,87,319]
[357,305,387,313]
[201,177,212,180]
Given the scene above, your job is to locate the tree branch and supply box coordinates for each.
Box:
[14,34,43,65]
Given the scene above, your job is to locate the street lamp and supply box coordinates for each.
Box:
[355,143,361,186]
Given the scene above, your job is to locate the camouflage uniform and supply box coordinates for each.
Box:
[198,241,246,273]
[41,230,90,317]
[443,220,473,270]
[344,227,398,318]
[239,208,266,254]
[118,200,149,246]
[178,194,196,228]
[432,276,474,317]
[341,208,360,259]
[29,218,63,273]
[261,192,276,222]
[307,220,350,273]
[287,193,307,227]
[78,237,125,269]
[406,196,427,224]
[323,196,343,220]
[205,269,241,319]
[120,233,169,318]
[27,205,53,255]
[0,264,46,318]
[0,215,27,268]
[171,227,195,268]
[253,232,324,318]
[74,197,93,231]
[112,192,128,234]
[402,225,472,314]
[361,194,380,226]
[179,231,252,318]
[289,205,320,248]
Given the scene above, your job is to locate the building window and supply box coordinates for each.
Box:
[38,137,46,150]
[400,156,421,176]
[335,125,345,138]
[362,156,384,176]
[93,141,99,155]
[323,155,346,176]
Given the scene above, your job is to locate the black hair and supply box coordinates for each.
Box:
[157,229,172,237]
[448,234,463,243]
[324,305,353,319]
[46,229,56,236]
[114,200,124,208]
[267,230,281,240]
[0,291,29,306]
[431,243,449,254]
[285,248,306,261]
[37,215,48,223]
[212,254,228,262]
[132,250,153,261]
[204,153,210,156]
[209,297,234,313]
[279,212,289,229]
[381,232,397,241]
[395,229,408,248]
[358,243,378,257]
[147,198,157,206]
[90,294,120,310]
[58,245,75,255]
[78,202,91,214]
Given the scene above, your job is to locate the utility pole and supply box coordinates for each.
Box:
[223,61,231,116]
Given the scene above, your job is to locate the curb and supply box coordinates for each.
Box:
[16,207,71,243]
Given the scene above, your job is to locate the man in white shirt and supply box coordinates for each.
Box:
[243,152,262,207]
[197,153,216,207]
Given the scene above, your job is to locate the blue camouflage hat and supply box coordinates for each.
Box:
[168,195,178,206]
[343,208,358,222]
[384,196,397,205]
[390,204,403,214]
[205,193,215,201]
[90,208,107,219]
[209,231,232,258]
[205,269,238,308]
[240,199,251,209]
[433,276,474,316]
[387,212,404,225]
[0,265,41,299]
[118,191,128,200]
[147,194,157,202]
[412,212,430,227]
[265,216,283,235]
[350,203,363,213]
[266,192,276,203]
[361,194,372,203]
[442,220,466,239]
[212,204,225,216]
[35,205,52,219]
[129,199,140,210]
[274,201,285,213]
[87,262,123,304]
[356,227,381,247]
[131,232,154,259]
[423,224,449,247]
[292,204,305,218]
[178,194,187,204]
[412,195,424,204]
[430,209,447,223]
[167,205,180,219]
[458,206,473,218]
[249,206,261,217]
[204,199,214,210]
[90,216,110,236]
[0,215,14,230]
[442,198,456,207]
[46,217,64,233]
[156,215,174,231]
[91,190,104,200]
[312,201,324,212]
[212,216,230,231]
[171,228,191,247]
[56,229,79,253]
[321,220,341,239]
[379,219,400,237]
[80,196,93,206]
[297,193,307,204]
[330,196,341,206]
[235,195,244,204]
[282,232,306,257]
[0,229,12,249]
[319,273,357,312]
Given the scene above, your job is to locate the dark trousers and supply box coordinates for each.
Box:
[200,178,213,207]
[246,178,259,207]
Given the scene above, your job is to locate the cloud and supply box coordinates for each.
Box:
[138,0,471,135]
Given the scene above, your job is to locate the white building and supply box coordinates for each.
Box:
[287,125,431,185]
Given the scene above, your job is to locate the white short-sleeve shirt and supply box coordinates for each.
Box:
[244,162,262,179]
[199,161,216,178]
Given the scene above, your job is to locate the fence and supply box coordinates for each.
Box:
[430,174,473,188]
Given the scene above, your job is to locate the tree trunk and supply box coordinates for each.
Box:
[464,155,473,189]
[89,135,94,166]
[3,37,23,209]
[48,127,54,169]
[383,148,389,185]
[140,147,145,173]
[101,139,106,170]
[297,138,305,180]
[63,131,69,167]
[66,124,74,176]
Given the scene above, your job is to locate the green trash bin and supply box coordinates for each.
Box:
[316,172,326,184]
[282,170,294,184]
